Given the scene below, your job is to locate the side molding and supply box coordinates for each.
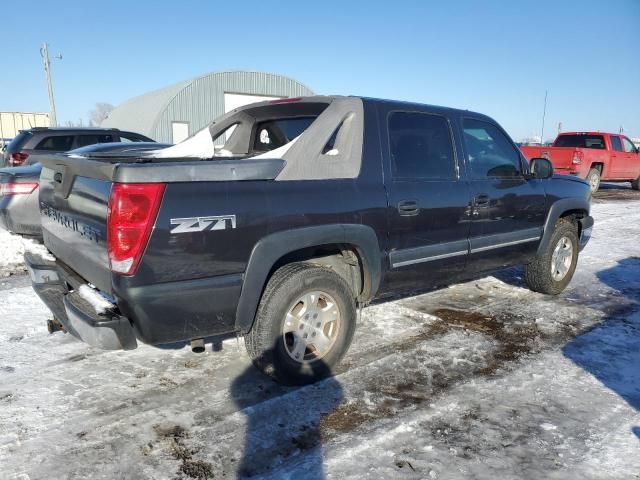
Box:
[235,224,382,333]
[537,197,590,255]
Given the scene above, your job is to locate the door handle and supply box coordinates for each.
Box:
[473,194,490,207]
[397,200,419,216]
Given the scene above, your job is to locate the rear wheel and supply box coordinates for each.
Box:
[245,263,357,385]
[524,219,579,295]
[586,168,601,193]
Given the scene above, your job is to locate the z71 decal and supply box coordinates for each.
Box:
[170,215,237,234]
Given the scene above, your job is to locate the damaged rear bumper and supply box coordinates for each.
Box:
[25,252,137,350]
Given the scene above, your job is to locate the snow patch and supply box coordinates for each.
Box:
[0,230,26,276]
[251,136,300,159]
[147,128,300,160]
[78,285,114,314]
[150,127,214,159]
[22,239,55,262]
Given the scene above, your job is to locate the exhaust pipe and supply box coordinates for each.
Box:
[190,338,205,354]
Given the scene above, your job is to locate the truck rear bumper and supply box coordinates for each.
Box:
[26,250,243,349]
[25,252,138,350]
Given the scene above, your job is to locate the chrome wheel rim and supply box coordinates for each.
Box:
[589,173,599,191]
[551,236,573,281]
[282,291,340,363]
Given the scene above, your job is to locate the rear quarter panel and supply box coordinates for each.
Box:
[131,178,388,286]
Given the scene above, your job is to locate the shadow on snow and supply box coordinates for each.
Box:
[561,258,640,415]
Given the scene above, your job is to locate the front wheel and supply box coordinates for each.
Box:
[524,219,579,295]
[245,263,357,385]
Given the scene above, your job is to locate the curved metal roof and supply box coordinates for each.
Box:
[102,79,191,138]
[102,71,314,142]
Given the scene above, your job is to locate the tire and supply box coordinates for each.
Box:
[632,176,640,191]
[245,262,357,385]
[586,168,601,193]
[524,219,579,295]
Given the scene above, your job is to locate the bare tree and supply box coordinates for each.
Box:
[65,118,85,127]
[88,102,115,126]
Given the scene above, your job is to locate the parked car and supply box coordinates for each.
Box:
[520,132,640,192]
[0,164,42,237]
[1,127,154,167]
[0,142,170,237]
[25,96,593,384]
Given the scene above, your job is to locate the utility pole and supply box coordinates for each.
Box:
[540,90,548,145]
[557,122,562,135]
[40,43,62,127]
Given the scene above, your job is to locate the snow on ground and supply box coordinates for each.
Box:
[0,197,639,479]
[0,229,26,277]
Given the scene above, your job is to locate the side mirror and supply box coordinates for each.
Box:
[529,157,553,179]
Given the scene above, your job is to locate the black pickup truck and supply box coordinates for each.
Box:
[26,96,593,384]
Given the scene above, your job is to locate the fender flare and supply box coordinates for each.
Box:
[235,224,382,333]
[537,197,590,255]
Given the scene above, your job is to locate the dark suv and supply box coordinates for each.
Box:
[2,128,153,167]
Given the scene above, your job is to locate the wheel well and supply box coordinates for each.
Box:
[559,209,588,237]
[590,163,603,174]
[270,244,366,301]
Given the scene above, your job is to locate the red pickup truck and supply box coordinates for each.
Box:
[521,132,640,193]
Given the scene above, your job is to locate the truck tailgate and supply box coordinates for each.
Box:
[37,153,286,295]
[39,164,113,293]
[520,146,576,171]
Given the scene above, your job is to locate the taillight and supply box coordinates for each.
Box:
[9,152,29,167]
[107,183,165,275]
[572,151,583,165]
[0,182,38,196]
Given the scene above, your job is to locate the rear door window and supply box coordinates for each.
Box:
[75,134,115,148]
[35,135,74,151]
[462,118,522,178]
[388,112,456,179]
[610,136,623,152]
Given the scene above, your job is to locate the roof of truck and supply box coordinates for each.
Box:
[557,132,617,136]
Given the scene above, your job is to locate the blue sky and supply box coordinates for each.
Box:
[2,0,639,141]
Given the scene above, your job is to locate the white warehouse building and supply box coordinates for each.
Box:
[102,71,314,144]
